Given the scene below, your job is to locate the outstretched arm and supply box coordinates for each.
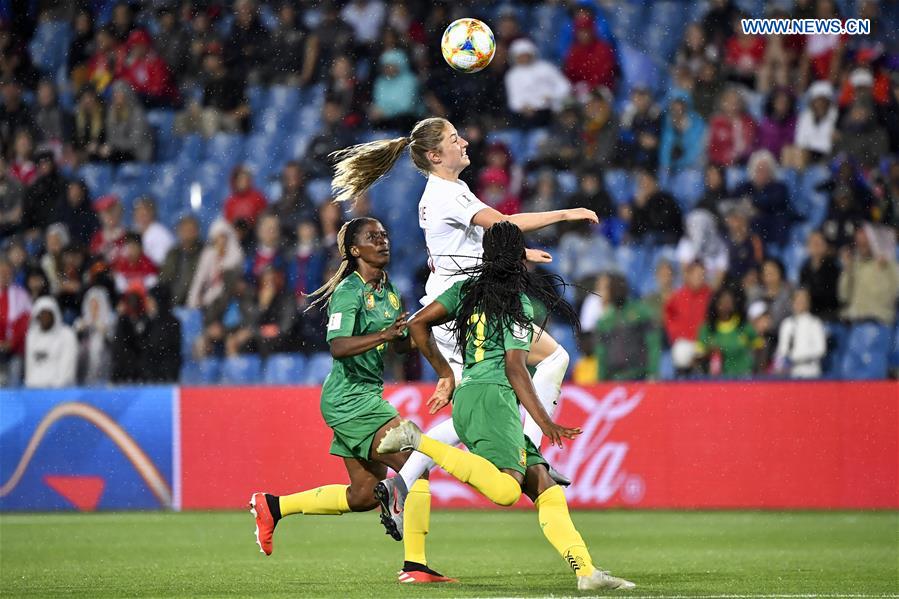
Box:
[329,313,408,358]
[408,302,456,413]
[471,206,598,233]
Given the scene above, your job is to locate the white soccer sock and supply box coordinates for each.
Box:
[523,345,569,447]
[399,417,460,489]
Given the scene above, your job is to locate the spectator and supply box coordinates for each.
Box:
[266,2,318,87]
[643,260,676,319]
[60,180,100,248]
[223,166,268,227]
[479,142,522,197]
[25,267,51,303]
[758,88,796,161]
[675,22,718,76]
[288,220,326,305]
[110,282,148,382]
[521,171,561,245]
[677,209,729,286]
[571,332,599,385]
[370,49,419,131]
[224,0,269,84]
[799,0,844,86]
[695,164,728,217]
[142,285,182,382]
[582,87,619,167]
[89,194,126,262]
[722,202,763,286]
[325,55,364,126]
[477,168,520,216]
[757,9,804,93]
[23,151,65,237]
[563,13,617,93]
[747,300,776,373]
[774,288,827,379]
[74,286,115,385]
[821,183,865,250]
[153,5,188,79]
[226,265,296,357]
[722,14,766,88]
[557,219,615,285]
[708,86,757,167]
[702,0,738,49]
[111,233,159,293]
[39,223,69,294]
[564,170,614,226]
[272,162,316,239]
[838,227,899,326]
[305,100,356,178]
[664,261,712,372]
[659,91,707,173]
[749,258,793,330]
[132,197,174,267]
[117,29,178,108]
[183,11,220,88]
[33,79,71,151]
[836,99,889,170]
[188,219,244,357]
[9,129,37,186]
[56,246,88,323]
[68,9,95,87]
[799,230,841,321]
[86,27,123,95]
[696,286,762,377]
[246,212,287,283]
[341,0,387,52]
[159,214,203,307]
[101,81,151,163]
[0,156,24,237]
[0,257,30,386]
[788,80,838,167]
[734,149,794,249]
[25,296,77,388]
[178,50,250,137]
[594,273,661,381]
[0,81,34,151]
[505,38,571,128]
[72,86,105,164]
[4,236,29,286]
[530,103,583,170]
[621,169,683,246]
[617,85,662,170]
[691,59,725,120]
[313,4,355,75]
[109,1,135,42]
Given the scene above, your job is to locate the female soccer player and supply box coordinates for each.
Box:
[248,217,448,581]
[378,221,635,591]
[330,118,597,578]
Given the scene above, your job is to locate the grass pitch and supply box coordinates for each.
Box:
[1,510,896,598]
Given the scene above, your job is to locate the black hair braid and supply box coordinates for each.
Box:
[448,221,579,357]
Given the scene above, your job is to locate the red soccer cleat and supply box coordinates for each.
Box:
[248,492,277,556]
[397,568,458,583]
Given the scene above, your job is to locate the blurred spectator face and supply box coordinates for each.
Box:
[761,260,783,289]
[853,228,872,258]
[811,96,831,117]
[632,88,651,113]
[177,218,199,248]
[283,164,304,190]
[111,86,127,109]
[513,50,535,67]
[234,170,252,193]
[46,229,66,255]
[772,91,791,118]
[67,182,86,207]
[124,238,142,261]
[0,260,11,287]
[889,162,899,185]
[670,100,687,125]
[203,53,225,77]
[793,288,811,314]
[716,291,736,319]
[235,0,256,27]
[497,15,520,40]
[672,66,694,92]
[74,11,91,35]
[259,267,281,292]
[322,101,342,126]
[2,82,21,107]
[751,157,774,186]
[13,130,33,159]
[705,165,724,190]
[36,155,55,177]
[7,242,26,271]
[96,29,115,53]
[382,62,399,79]
[37,81,56,107]
[113,3,132,30]
[806,231,828,259]
[158,10,175,32]
[192,13,210,35]
[331,56,352,80]
[486,146,508,169]
[752,311,772,335]
[133,201,155,232]
[297,222,318,245]
[685,23,705,51]
[685,262,706,289]
[37,309,55,331]
[697,60,717,84]
[78,89,99,112]
[816,0,836,19]
[656,261,675,291]
[27,272,48,299]
[725,212,748,239]
[279,3,296,26]
[213,231,228,256]
[636,170,656,196]
[847,101,871,125]
[319,202,341,231]
[536,173,555,197]
[62,247,85,273]
[720,89,742,117]
[257,215,280,248]
[575,25,593,45]
[581,173,600,194]
[100,204,122,229]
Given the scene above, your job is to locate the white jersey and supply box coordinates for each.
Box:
[418,173,490,305]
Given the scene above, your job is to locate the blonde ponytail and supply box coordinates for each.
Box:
[329,137,412,204]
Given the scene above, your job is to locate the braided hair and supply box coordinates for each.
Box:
[448,221,579,357]
[305,217,378,311]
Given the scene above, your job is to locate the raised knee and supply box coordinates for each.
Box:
[346,489,377,512]
[493,478,522,507]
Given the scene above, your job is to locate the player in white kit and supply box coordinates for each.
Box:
[329,117,597,582]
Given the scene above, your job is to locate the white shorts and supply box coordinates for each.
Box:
[432,322,464,382]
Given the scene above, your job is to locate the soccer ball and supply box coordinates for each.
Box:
[441,18,496,74]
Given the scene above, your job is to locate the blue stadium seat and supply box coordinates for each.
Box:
[822,322,848,377]
[304,352,334,385]
[618,43,661,95]
[263,354,307,385]
[485,130,526,163]
[147,110,178,161]
[205,133,245,168]
[307,178,332,205]
[115,163,155,190]
[177,134,206,166]
[254,107,286,135]
[669,168,704,212]
[221,354,263,385]
[890,322,899,371]
[286,132,310,160]
[28,20,71,75]
[246,86,266,114]
[174,307,203,360]
[841,322,891,380]
[77,164,114,198]
[268,85,301,112]
[725,166,747,190]
[604,170,634,205]
[183,357,222,385]
[782,240,807,284]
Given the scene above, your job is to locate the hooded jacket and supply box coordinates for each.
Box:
[659,91,707,172]
[372,49,419,119]
[25,296,77,388]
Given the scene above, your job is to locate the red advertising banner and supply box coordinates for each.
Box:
[179,382,898,510]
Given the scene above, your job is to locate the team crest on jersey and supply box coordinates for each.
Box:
[519,448,527,467]
[365,293,375,310]
[388,292,400,311]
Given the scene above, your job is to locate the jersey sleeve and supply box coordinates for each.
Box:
[503,295,534,352]
[434,280,464,317]
[394,285,409,339]
[443,189,490,227]
[325,283,359,342]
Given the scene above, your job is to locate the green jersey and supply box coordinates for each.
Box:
[434,280,533,388]
[320,272,406,427]
[698,316,762,377]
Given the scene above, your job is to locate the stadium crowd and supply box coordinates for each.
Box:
[1,0,898,388]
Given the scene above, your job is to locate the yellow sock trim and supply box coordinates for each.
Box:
[403,479,430,565]
[279,484,350,516]
[535,486,596,577]
[418,436,521,506]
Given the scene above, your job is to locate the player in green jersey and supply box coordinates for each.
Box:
[248,217,448,582]
[378,221,636,592]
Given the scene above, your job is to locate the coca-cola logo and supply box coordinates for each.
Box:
[385,385,645,506]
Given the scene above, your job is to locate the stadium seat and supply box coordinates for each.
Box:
[889,322,899,371]
[485,130,526,163]
[28,20,71,75]
[618,43,661,95]
[604,170,634,205]
[177,134,206,166]
[184,357,222,385]
[263,354,307,385]
[147,110,179,161]
[174,307,203,361]
[205,133,245,168]
[267,85,301,113]
[77,164,114,198]
[841,323,891,380]
[307,178,332,205]
[725,166,747,190]
[221,354,263,385]
[669,168,704,212]
[304,352,334,385]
